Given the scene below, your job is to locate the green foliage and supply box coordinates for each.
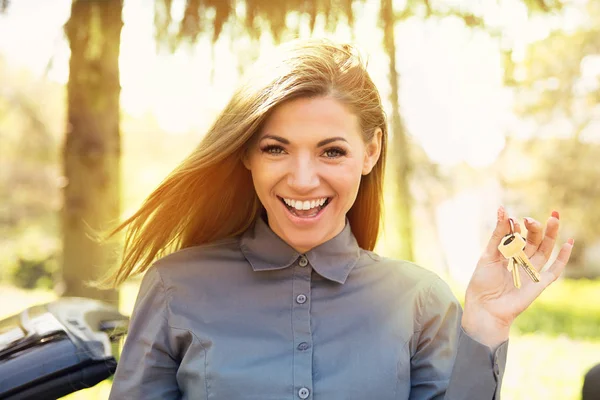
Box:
[0,58,64,286]
[154,0,360,49]
[513,279,600,339]
[11,255,58,290]
[3,226,60,290]
[514,300,600,340]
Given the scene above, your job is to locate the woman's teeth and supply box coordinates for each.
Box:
[283,197,327,210]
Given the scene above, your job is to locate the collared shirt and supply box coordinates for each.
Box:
[109,217,508,400]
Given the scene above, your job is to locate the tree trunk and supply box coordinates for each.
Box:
[381,0,414,260]
[62,0,123,304]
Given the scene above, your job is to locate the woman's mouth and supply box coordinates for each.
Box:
[278,196,331,218]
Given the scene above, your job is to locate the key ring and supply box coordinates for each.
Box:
[508,218,515,234]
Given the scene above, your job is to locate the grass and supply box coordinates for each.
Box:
[512,278,600,340]
[502,334,600,400]
[1,279,599,399]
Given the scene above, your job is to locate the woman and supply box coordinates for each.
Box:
[108,39,573,399]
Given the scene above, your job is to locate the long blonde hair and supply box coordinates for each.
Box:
[105,38,388,287]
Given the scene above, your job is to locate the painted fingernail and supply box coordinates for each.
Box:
[551,211,560,220]
[568,238,574,245]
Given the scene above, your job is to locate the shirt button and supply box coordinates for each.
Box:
[298,255,308,267]
[297,342,310,351]
[298,387,310,399]
[296,294,307,304]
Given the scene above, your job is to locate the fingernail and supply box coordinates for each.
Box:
[552,211,560,220]
[497,206,506,222]
[568,238,574,245]
[524,217,533,224]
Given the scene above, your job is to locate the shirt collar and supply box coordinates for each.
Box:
[240,215,361,284]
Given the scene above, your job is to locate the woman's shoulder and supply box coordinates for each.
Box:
[151,236,245,279]
[365,252,460,316]
[359,250,452,293]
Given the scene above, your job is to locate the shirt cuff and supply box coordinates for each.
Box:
[445,328,509,400]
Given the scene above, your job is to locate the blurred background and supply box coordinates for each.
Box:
[1,0,599,398]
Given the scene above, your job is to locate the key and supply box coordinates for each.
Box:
[512,241,541,283]
[498,230,540,284]
[507,257,521,288]
[499,233,519,288]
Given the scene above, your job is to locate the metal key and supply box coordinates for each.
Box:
[512,235,541,283]
[507,257,521,288]
[498,218,540,286]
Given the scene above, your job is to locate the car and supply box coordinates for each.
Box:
[0,297,128,400]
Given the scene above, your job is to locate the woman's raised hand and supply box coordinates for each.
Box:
[461,206,574,350]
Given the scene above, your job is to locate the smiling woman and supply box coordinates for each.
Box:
[104,38,573,400]
[103,39,387,287]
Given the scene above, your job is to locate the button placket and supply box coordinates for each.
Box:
[292,256,313,400]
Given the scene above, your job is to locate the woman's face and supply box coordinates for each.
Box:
[244,96,381,253]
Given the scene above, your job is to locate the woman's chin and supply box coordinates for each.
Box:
[270,216,328,252]
[266,200,345,251]
[278,219,342,253]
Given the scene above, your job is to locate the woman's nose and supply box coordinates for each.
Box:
[287,155,320,192]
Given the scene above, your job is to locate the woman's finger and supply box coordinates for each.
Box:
[532,213,560,264]
[516,239,574,306]
[484,206,512,258]
[540,239,574,286]
[523,217,543,257]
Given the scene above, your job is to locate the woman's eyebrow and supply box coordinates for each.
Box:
[259,135,348,147]
[260,134,289,144]
[317,137,348,147]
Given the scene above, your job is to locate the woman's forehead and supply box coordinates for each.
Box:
[258,96,361,140]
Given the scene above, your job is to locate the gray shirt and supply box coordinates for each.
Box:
[110,217,508,400]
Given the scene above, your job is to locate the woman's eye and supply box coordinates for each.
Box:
[261,145,285,155]
[323,147,347,158]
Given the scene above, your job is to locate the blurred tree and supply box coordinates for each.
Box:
[380,0,413,260]
[61,0,123,303]
[501,0,600,277]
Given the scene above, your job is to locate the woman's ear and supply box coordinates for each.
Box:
[241,148,252,170]
[362,127,382,175]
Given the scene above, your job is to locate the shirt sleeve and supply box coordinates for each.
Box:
[109,266,182,400]
[409,277,508,400]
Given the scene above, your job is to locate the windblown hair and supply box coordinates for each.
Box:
[103,38,388,287]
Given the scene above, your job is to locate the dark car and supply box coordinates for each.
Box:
[0,298,128,400]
